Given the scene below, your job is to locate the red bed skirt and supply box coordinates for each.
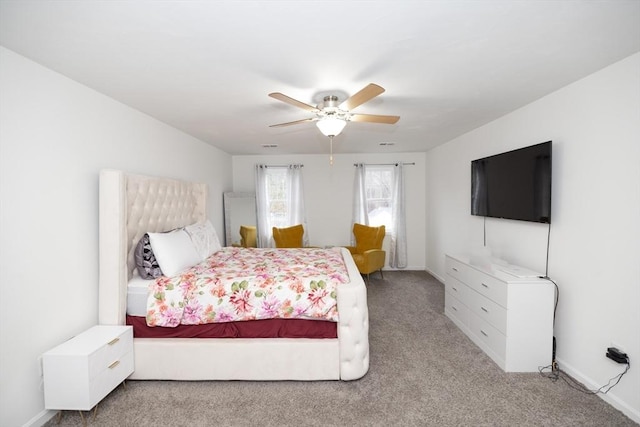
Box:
[126,315,337,339]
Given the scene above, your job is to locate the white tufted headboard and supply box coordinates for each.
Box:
[98,170,207,325]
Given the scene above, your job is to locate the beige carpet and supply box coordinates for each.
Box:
[46,271,635,426]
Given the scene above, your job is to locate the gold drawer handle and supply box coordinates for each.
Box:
[107,337,120,346]
[108,360,120,369]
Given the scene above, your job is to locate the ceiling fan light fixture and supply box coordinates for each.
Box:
[316,117,346,137]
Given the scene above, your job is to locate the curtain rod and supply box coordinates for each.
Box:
[256,164,304,168]
[353,162,415,166]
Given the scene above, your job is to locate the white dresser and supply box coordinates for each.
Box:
[43,325,134,411]
[444,254,554,372]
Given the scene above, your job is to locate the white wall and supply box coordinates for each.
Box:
[232,152,426,270]
[425,53,640,422]
[0,47,233,427]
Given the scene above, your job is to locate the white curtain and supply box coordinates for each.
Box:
[389,163,407,268]
[286,164,308,246]
[254,164,307,248]
[254,164,271,248]
[351,163,369,245]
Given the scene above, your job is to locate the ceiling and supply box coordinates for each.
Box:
[1,1,639,156]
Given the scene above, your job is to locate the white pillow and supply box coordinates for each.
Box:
[184,220,222,260]
[147,229,202,277]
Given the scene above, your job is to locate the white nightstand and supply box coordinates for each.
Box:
[43,325,134,421]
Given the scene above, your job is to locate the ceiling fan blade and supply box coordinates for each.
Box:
[268,92,318,112]
[269,118,316,128]
[339,83,385,111]
[350,113,400,124]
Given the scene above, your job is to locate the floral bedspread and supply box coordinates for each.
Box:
[146,247,349,327]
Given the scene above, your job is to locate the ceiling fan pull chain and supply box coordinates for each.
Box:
[329,136,334,166]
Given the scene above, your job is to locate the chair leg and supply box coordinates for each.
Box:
[379,269,384,280]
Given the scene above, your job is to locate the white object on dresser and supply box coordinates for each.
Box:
[43,325,134,412]
[444,254,554,372]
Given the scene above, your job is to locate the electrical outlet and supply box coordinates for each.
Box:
[611,342,625,354]
[606,345,628,364]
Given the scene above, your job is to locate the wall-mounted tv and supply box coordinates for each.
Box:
[471,141,551,224]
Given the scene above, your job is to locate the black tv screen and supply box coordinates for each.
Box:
[471,141,551,223]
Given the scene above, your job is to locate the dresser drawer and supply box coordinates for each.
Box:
[466,288,507,334]
[445,257,468,284]
[466,270,507,307]
[445,291,469,326]
[468,312,506,362]
[445,275,470,307]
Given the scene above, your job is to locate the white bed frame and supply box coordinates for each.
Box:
[98,169,369,381]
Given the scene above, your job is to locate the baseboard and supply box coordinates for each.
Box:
[425,267,445,284]
[23,409,56,427]
[382,265,426,271]
[555,356,640,424]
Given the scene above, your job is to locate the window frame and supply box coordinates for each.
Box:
[263,167,289,229]
[364,165,394,233]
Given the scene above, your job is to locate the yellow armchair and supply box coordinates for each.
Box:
[239,225,257,248]
[345,223,386,282]
[272,224,304,248]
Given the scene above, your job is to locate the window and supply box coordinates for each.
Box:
[263,167,288,228]
[364,166,394,232]
[254,164,306,247]
[353,162,407,268]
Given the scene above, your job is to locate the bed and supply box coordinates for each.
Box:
[98,169,369,381]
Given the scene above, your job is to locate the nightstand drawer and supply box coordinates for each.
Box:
[89,351,134,408]
[89,328,133,379]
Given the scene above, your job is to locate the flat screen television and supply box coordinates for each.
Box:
[471,141,551,223]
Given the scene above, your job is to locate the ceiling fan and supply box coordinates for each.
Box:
[268,83,400,137]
